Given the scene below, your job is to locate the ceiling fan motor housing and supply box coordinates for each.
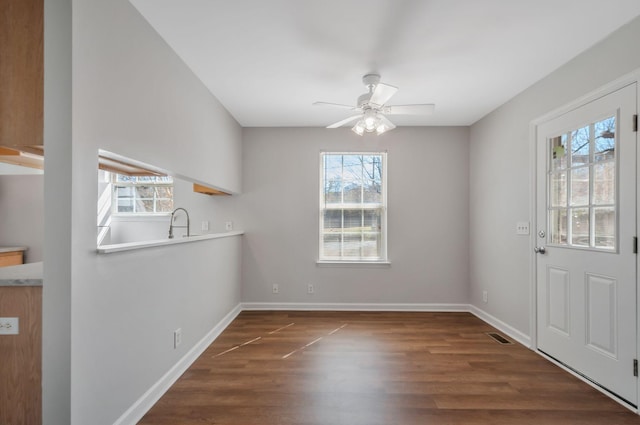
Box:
[362,73,381,87]
[357,92,373,109]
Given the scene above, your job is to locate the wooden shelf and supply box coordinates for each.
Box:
[0,146,44,170]
[193,183,230,196]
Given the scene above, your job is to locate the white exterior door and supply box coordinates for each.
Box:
[536,83,637,405]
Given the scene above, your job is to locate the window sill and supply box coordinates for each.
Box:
[316,260,391,268]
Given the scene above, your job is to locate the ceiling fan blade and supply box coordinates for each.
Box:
[383,104,435,115]
[327,115,362,129]
[313,101,357,110]
[369,83,398,107]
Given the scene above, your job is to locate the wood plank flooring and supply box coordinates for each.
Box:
[139,311,640,424]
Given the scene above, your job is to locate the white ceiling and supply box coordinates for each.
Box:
[130,0,640,127]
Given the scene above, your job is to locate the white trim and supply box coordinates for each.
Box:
[112,303,243,425]
[316,260,391,267]
[241,302,469,312]
[468,305,532,348]
[318,152,389,263]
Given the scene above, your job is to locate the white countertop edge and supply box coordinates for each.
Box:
[97,231,244,254]
[0,246,28,253]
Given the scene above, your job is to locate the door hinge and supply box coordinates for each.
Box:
[634,114,638,132]
[634,237,638,254]
[634,359,638,377]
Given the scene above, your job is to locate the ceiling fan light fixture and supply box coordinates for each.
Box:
[376,123,390,135]
[352,121,365,136]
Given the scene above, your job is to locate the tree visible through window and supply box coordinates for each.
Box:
[112,174,174,214]
[320,152,387,261]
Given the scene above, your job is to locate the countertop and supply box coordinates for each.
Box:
[0,246,27,254]
[0,262,42,286]
[97,230,244,254]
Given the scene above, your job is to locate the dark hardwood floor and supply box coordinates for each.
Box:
[139,311,640,424]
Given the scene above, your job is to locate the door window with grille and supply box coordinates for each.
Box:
[548,116,616,250]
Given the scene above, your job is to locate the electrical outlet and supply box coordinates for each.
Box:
[272,284,279,294]
[174,328,182,349]
[482,291,488,304]
[0,317,19,335]
[516,221,530,235]
[307,283,314,294]
[201,221,209,231]
[225,221,233,231]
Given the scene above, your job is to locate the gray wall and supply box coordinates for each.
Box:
[0,175,43,263]
[44,0,243,424]
[469,16,640,336]
[241,127,470,305]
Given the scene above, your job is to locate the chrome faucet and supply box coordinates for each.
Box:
[168,207,190,239]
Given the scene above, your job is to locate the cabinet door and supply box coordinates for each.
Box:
[0,0,44,149]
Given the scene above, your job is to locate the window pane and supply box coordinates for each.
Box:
[570,167,589,206]
[117,186,134,198]
[323,210,342,230]
[550,209,567,245]
[571,208,589,246]
[594,207,615,249]
[362,233,381,258]
[343,184,362,203]
[155,187,172,198]
[571,125,590,166]
[322,234,341,257]
[343,234,362,257]
[550,134,568,171]
[156,198,173,212]
[343,210,362,231]
[594,116,615,162]
[117,199,133,213]
[324,181,342,203]
[135,186,154,199]
[550,172,566,207]
[363,210,381,231]
[593,162,614,205]
[135,199,154,213]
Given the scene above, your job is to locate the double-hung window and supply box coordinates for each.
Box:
[320,152,387,262]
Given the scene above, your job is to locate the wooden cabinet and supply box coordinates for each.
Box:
[0,286,42,425]
[0,251,24,268]
[0,0,44,151]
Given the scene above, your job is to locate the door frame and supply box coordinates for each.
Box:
[529,69,640,412]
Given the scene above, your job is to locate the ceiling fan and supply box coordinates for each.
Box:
[313,73,435,135]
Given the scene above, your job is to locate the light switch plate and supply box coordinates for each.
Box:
[0,317,19,335]
[516,221,530,235]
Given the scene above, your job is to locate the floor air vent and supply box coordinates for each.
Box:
[486,332,514,345]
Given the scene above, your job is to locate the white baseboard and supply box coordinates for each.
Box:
[468,304,531,347]
[113,303,243,425]
[241,302,470,312]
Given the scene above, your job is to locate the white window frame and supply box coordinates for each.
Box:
[111,173,174,215]
[318,151,388,264]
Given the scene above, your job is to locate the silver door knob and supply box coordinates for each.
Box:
[534,246,546,254]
